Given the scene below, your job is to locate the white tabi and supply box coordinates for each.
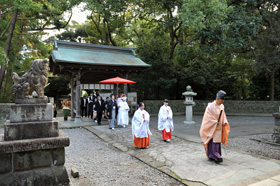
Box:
[158,105,174,132]
[132,108,152,141]
[117,100,130,127]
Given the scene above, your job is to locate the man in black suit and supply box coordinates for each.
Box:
[94,96,104,125]
[88,93,95,119]
[95,90,100,97]
[81,95,88,117]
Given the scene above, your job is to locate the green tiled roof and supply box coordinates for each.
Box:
[50,40,150,67]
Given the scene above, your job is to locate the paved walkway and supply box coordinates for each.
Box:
[1,115,279,186]
[56,115,280,186]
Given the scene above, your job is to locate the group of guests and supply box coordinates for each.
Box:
[107,93,130,129]
[80,91,104,125]
[80,91,130,127]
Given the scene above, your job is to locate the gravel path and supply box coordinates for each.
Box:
[63,128,183,186]
[227,134,280,160]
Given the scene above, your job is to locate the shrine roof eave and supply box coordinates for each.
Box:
[51,58,151,69]
[49,46,151,68]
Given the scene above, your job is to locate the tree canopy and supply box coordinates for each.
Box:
[1,0,280,102]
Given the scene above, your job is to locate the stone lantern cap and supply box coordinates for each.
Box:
[182,85,197,96]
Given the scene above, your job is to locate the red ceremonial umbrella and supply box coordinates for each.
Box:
[99,76,136,97]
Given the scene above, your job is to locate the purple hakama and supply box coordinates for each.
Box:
[207,139,222,160]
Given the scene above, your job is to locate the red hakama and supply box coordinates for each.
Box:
[133,134,150,148]
[162,129,171,140]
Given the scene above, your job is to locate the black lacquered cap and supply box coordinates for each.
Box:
[216,90,226,100]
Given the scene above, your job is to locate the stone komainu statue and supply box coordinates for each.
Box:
[11,58,49,99]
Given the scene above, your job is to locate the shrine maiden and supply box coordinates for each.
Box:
[199,90,230,163]
[158,99,174,142]
[132,102,152,148]
[117,95,130,128]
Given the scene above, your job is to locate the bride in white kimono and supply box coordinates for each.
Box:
[117,96,130,127]
[158,99,174,142]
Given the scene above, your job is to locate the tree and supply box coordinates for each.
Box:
[56,21,89,42]
[223,0,280,100]
[82,0,137,46]
[45,75,71,107]
[0,0,81,93]
[130,28,177,100]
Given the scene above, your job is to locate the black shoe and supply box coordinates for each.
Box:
[208,158,215,161]
[215,158,223,163]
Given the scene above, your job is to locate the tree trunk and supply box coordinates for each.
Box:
[270,71,275,101]
[0,9,18,91]
[1,70,8,102]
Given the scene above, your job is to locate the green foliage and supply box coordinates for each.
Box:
[45,76,71,98]
[1,0,280,102]
[56,21,89,42]
[0,0,82,102]
[180,0,230,31]
[130,28,177,100]
[0,46,8,67]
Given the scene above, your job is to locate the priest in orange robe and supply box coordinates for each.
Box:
[199,90,230,163]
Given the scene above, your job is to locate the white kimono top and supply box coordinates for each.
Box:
[158,105,174,132]
[117,100,130,125]
[132,108,152,140]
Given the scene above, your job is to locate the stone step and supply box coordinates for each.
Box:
[248,174,280,186]
[0,130,69,154]
[230,170,280,186]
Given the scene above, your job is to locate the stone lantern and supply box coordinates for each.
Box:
[182,85,197,125]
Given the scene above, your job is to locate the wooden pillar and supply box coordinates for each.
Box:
[74,71,82,124]
[123,73,129,96]
[70,76,76,120]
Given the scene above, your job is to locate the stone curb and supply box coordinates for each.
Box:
[250,138,280,147]
[229,169,280,186]
[83,126,206,186]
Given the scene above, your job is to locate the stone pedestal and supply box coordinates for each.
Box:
[10,103,53,123]
[272,113,280,143]
[4,120,58,141]
[182,85,197,125]
[0,102,70,185]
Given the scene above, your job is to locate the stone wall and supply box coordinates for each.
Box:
[1,100,280,120]
[0,103,14,124]
[143,100,280,116]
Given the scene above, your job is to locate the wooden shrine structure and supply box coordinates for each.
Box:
[49,40,150,123]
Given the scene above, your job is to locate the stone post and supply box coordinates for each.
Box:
[74,71,82,124]
[182,85,197,125]
[272,113,280,143]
